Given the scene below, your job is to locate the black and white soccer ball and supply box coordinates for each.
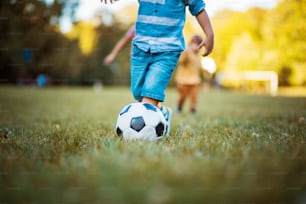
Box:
[115,102,167,141]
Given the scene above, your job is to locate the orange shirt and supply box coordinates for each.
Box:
[175,48,202,85]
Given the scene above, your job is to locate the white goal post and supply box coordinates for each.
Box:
[216,71,278,96]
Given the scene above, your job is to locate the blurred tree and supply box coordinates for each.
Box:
[67,21,98,55]
[0,0,133,86]
[0,0,81,84]
[211,0,305,86]
[65,16,130,85]
[210,10,251,72]
[1,0,304,86]
[262,0,306,86]
[224,32,261,71]
[279,66,292,86]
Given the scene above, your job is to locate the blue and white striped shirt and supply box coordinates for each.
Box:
[133,0,206,53]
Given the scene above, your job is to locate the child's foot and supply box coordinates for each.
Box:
[160,106,172,136]
[190,108,196,114]
[176,106,182,114]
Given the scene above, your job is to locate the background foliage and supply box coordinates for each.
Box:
[0,0,305,86]
[210,0,305,86]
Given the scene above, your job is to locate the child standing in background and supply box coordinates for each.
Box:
[101,0,214,135]
[175,35,204,114]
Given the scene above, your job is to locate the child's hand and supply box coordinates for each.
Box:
[198,37,214,57]
[103,53,116,65]
[100,0,119,3]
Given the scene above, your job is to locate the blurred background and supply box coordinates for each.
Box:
[0,0,305,95]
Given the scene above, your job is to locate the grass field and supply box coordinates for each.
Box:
[0,86,305,204]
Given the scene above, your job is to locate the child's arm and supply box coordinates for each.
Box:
[103,32,133,65]
[103,25,135,65]
[195,9,214,56]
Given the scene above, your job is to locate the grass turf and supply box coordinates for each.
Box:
[0,86,305,203]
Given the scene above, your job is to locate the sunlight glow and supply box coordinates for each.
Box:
[201,57,217,74]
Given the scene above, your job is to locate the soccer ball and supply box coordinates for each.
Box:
[115,102,167,141]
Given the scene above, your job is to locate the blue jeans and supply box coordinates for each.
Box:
[130,45,181,102]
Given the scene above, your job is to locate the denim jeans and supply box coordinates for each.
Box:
[130,45,181,102]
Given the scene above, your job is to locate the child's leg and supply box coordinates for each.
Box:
[142,97,159,106]
[189,84,200,113]
[130,45,150,101]
[176,84,188,112]
[130,46,180,104]
[139,51,180,135]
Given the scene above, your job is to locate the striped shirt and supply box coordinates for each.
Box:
[133,0,206,53]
